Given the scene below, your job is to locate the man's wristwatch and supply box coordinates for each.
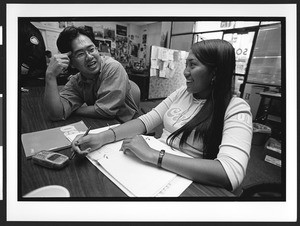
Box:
[157,150,165,168]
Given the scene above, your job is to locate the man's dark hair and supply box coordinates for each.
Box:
[56,26,96,53]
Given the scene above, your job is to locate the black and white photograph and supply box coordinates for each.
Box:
[1,2,297,225]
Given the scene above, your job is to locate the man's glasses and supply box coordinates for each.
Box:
[72,46,97,59]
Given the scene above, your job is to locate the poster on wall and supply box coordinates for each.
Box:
[58,21,66,29]
[84,25,93,36]
[115,35,128,63]
[142,34,147,44]
[104,28,115,41]
[94,29,104,39]
[116,24,127,36]
[129,40,138,57]
[99,40,111,53]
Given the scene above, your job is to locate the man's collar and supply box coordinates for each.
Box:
[79,73,97,84]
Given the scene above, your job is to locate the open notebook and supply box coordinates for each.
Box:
[66,125,192,197]
[22,121,88,158]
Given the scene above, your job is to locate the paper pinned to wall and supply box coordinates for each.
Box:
[151,46,158,59]
[150,59,159,69]
[159,70,166,78]
[173,51,179,61]
[180,51,189,60]
[168,61,175,70]
[161,48,168,61]
[157,48,163,59]
[158,60,164,71]
[165,68,175,79]
[150,68,158,77]
[167,49,174,61]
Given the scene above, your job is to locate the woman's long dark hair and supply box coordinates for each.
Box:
[167,39,236,159]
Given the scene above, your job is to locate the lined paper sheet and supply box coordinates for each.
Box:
[90,140,177,197]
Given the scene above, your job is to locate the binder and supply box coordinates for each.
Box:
[21,121,88,158]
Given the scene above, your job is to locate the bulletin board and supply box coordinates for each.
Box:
[148,46,188,100]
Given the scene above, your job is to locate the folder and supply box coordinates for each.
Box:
[21,121,88,158]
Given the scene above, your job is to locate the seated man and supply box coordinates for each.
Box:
[44,26,139,122]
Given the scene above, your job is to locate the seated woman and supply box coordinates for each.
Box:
[71,39,253,192]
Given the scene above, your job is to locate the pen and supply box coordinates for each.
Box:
[70,126,91,160]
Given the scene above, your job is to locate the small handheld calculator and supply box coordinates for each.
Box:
[32,150,70,169]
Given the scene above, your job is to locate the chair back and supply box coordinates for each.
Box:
[239,182,282,199]
[129,80,141,108]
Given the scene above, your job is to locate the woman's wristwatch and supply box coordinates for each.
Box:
[157,150,165,168]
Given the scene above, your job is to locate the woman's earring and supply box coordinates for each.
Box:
[210,77,216,86]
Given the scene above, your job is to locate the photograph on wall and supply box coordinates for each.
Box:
[142,34,147,44]
[94,39,100,49]
[99,40,111,53]
[104,28,115,41]
[84,25,93,36]
[66,21,73,27]
[58,21,66,29]
[94,29,104,39]
[115,35,128,63]
[116,24,127,36]
[129,41,138,57]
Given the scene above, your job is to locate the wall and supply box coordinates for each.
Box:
[32,21,173,70]
[32,21,136,64]
[143,22,162,67]
[127,24,143,66]
[161,21,172,48]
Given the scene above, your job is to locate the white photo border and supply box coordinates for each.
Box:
[6,3,297,222]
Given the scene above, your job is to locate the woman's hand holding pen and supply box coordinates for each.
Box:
[71,133,104,156]
[121,135,158,164]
